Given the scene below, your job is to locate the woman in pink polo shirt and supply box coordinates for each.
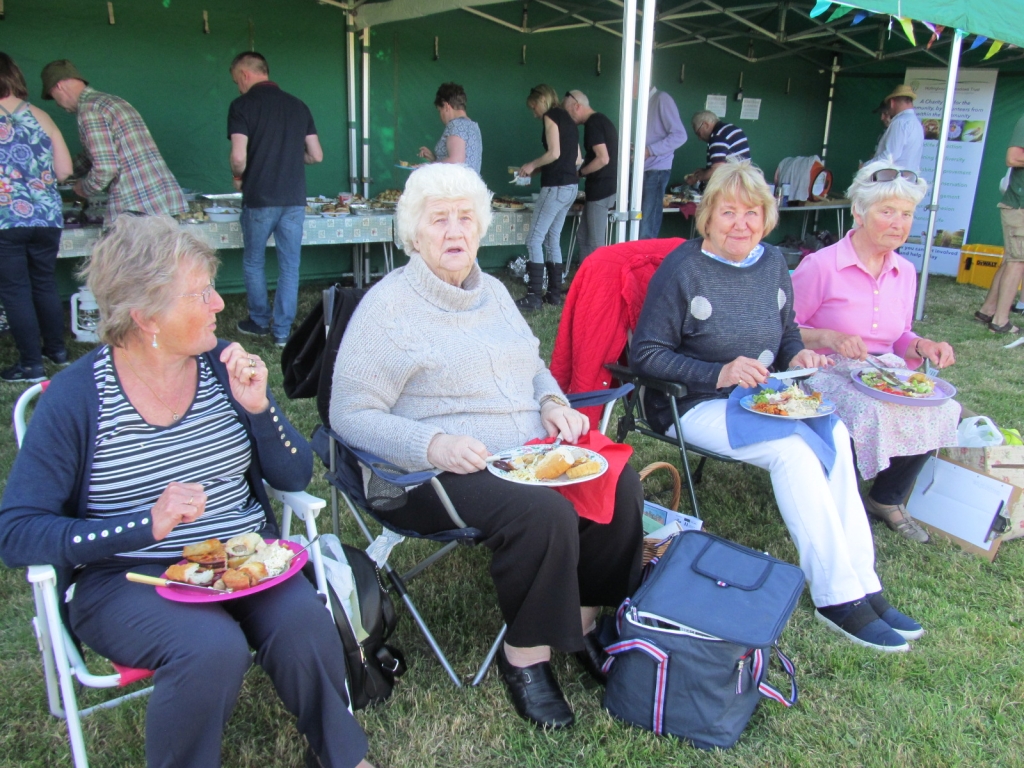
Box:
[792,159,959,544]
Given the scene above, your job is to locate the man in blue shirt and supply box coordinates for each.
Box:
[637,76,687,240]
[870,84,924,173]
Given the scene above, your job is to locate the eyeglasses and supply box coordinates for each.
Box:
[179,282,216,304]
[870,168,918,183]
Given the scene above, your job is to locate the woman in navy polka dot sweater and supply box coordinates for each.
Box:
[632,159,923,654]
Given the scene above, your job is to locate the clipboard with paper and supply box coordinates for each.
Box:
[906,456,1017,561]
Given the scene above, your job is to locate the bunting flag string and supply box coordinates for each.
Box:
[970,36,988,50]
[809,0,832,19]
[896,17,915,45]
[827,5,853,22]
[851,11,867,25]
[983,40,1004,60]
[926,24,944,50]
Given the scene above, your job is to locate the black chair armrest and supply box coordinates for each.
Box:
[605,363,689,399]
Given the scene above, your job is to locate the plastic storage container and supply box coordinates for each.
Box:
[958,244,1005,289]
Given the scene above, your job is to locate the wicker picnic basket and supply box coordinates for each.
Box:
[638,461,682,566]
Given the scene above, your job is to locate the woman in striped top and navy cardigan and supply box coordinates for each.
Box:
[0,216,371,768]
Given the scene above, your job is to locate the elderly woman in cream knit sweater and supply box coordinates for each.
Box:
[330,163,642,731]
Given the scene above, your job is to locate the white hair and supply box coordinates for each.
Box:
[847,157,928,219]
[566,89,589,108]
[394,163,493,252]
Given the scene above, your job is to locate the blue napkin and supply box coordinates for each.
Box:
[725,378,838,476]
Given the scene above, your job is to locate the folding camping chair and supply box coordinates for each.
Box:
[549,239,739,518]
[14,382,331,768]
[315,383,633,689]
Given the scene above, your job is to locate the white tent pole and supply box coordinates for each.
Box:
[361,27,371,200]
[346,14,358,194]
[821,54,839,160]
[916,28,963,321]
[629,0,657,241]
[615,0,638,244]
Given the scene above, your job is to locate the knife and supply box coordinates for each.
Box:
[769,368,818,381]
[126,572,232,594]
[864,357,904,387]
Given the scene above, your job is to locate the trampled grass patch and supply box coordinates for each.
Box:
[0,273,1021,767]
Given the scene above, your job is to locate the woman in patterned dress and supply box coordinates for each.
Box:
[0,216,371,768]
[0,52,73,383]
[792,159,959,544]
[417,82,482,174]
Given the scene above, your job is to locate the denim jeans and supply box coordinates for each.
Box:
[241,205,305,337]
[527,184,577,264]
[640,170,671,239]
[579,194,615,260]
[0,227,65,367]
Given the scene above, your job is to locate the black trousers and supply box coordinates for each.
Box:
[0,227,65,367]
[867,452,931,505]
[69,561,368,768]
[380,465,644,652]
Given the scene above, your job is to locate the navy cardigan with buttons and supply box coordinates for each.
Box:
[0,340,312,586]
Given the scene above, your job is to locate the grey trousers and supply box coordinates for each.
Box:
[579,194,615,260]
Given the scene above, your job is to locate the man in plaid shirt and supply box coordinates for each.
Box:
[41,60,186,221]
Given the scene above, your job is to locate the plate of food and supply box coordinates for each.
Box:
[492,196,526,211]
[850,368,957,406]
[487,445,608,486]
[740,385,837,419]
[153,534,307,603]
[395,162,416,170]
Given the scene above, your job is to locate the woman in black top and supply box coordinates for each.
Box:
[516,84,581,312]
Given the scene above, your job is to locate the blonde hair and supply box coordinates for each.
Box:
[394,163,493,253]
[848,157,928,219]
[695,158,778,238]
[79,216,219,347]
[527,84,559,114]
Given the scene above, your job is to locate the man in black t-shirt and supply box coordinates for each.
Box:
[228,52,323,346]
[565,90,618,260]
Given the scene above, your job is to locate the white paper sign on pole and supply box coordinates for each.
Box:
[705,94,727,118]
[899,68,998,276]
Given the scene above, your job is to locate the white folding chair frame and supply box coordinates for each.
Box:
[15,383,331,767]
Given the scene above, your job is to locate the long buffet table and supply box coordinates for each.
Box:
[58,209,535,287]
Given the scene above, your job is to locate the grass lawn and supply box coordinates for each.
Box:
[0,272,1022,768]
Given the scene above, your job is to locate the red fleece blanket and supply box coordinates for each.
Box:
[525,432,632,524]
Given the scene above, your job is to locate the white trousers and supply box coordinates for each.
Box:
[677,399,882,607]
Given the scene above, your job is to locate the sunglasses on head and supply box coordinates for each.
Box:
[870,168,918,183]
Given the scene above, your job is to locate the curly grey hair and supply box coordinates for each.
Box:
[79,216,219,347]
[394,163,493,253]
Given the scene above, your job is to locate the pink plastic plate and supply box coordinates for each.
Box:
[156,539,307,603]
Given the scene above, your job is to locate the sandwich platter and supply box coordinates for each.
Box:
[487,445,608,486]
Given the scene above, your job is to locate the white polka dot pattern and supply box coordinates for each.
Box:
[690,296,713,320]
[757,350,776,367]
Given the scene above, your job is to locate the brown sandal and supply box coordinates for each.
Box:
[989,320,1021,334]
[974,311,994,324]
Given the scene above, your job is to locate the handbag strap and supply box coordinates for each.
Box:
[752,645,797,707]
[604,638,670,735]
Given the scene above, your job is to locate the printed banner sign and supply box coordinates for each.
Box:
[899,68,998,276]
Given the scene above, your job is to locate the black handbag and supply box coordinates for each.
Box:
[603,530,804,749]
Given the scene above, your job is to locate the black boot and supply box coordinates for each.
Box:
[515,262,545,313]
[542,262,565,306]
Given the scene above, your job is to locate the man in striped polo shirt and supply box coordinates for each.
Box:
[686,111,750,189]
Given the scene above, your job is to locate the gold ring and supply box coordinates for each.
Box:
[188,496,194,505]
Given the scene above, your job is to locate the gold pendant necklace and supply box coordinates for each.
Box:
[120,350,189,422]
